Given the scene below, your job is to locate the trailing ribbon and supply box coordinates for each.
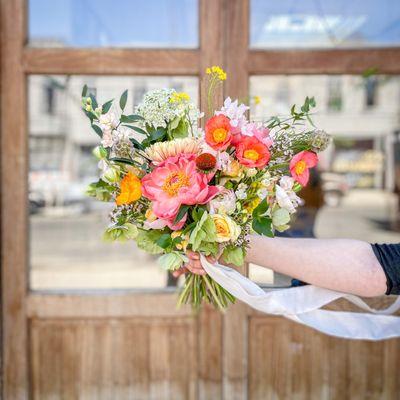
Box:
[200,255,400,340]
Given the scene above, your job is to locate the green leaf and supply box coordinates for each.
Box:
[136,229,164,254]
[103,223,138,242]
[89,94,98,110]
[91,124,103,138]
[272,208,290,227]
[86,179,115,202]
[119,90,128,111]
[188,211,217,251]
[158,252,188,271]
[81,84,88,97]
[252,198,269,219]
[170,118,189,139]
[129,137,144,150]
[122,124,148,135]
[222,246,244,267]
[156,234,173,249]
[120,114,144,123]
[174,205,190,224]
[84,110,99,122]
[108,157,135,166]
[197,241,219,257]
[150,128,167,142]
[102,99,113,114]
[252,216,274,237]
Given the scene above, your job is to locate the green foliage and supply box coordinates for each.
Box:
[119,90,128,110]
[189,211,217,251]
[103,223,138,242]
[174,205,190,224]
[197,241,219,257]
[158,252,188,271]
[169,117,189,139]
[86,180,115,202]
[91,124,103,138]
[222,245,244,267]
[101,99,113,114]
[81,85,88,97]
[120,114,145,124]
[252,199,274,237]
[135,229,164,254]
[272,208,290,227]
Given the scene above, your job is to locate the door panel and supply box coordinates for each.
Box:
[30,318,198,400]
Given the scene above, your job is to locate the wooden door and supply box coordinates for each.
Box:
[2,1,400,399]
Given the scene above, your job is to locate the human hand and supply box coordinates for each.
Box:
[172,250,217,278]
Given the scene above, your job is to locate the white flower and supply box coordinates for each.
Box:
[101,129,114,148]
[235,183,248,200]
[216,97,249,129]
[208,188,237,215]
[246,168,258,177]
[99,111,119,131]
[257,188,268,200]
[275,177,302,214]
[216,151,230,170]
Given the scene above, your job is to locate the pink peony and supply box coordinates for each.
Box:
[289,151,318,186]
[141,155,219,229]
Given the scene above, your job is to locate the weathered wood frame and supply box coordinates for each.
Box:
[2,0,400,398]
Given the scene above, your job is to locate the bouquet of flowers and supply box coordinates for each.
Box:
[81,66,330,310]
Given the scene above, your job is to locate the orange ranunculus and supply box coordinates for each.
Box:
[116,172,142,206]
[235,136,270,168]
[205,115,232,150]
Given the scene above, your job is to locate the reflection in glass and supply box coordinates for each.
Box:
[250,75,400,286]
[250,0,400,49]
[28,0,198,48]
[29,75,198,291]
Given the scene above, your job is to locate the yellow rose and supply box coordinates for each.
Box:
[211,214,241,243]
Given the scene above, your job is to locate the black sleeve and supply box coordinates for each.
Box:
[371,243,400,295]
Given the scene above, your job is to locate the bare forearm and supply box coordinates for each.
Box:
[246,236,387,297]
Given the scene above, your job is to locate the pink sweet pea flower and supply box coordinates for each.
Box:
[141,154,219,229]
[289,151,318,186]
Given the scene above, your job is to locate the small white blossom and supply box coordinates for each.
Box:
[246,168,258,177]
[257,188,268,200]
[235,183,248,200]
[99,111,119,131]
[216,97,248,131]
[275,176,302,214]
[101,129,114,148]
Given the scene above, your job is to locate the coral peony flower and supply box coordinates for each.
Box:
[205,115,232,150]
[235,136,270,168]
[289,151,318,186]
[116,173,142,206]
[141,155,219,229]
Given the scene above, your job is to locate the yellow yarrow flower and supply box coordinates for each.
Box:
[169,91,190,103]
[206,65,227,81]
[253,95,261,105]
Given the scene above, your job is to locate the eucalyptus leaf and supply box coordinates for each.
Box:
[91,124,103,138]
[102,99,113,114]
[81,84,88,97]
[119,90,128,110]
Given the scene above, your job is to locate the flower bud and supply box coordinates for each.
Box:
[102,166,120,183]
[92,145,107,159]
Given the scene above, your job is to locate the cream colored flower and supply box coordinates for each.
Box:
[144,138,202,164]
[211,214,241,243]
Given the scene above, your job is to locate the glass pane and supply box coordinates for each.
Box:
[250,0,400,49]
[28,0,198,48]
[249,75,400,286]
[29,75,198,291]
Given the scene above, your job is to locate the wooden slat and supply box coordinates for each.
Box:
[30,318,197,400]
[23,48,200,75]
[248,316,400,400]
[249,48,400,75]
[1,0,28,398]
[27,293,193,318]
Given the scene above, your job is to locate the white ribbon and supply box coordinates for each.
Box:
[200,255,400,340]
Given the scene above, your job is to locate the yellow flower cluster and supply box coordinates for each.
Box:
[206,65,227,81]
[169,91,190,103]
[253,95,261,105]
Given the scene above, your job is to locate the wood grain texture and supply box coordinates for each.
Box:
[1,0,28,398]
[27,293,192,318]
[248,316,400,400]
[30,318,197,400]
[249,48,400,75]
[23,48,200,75]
